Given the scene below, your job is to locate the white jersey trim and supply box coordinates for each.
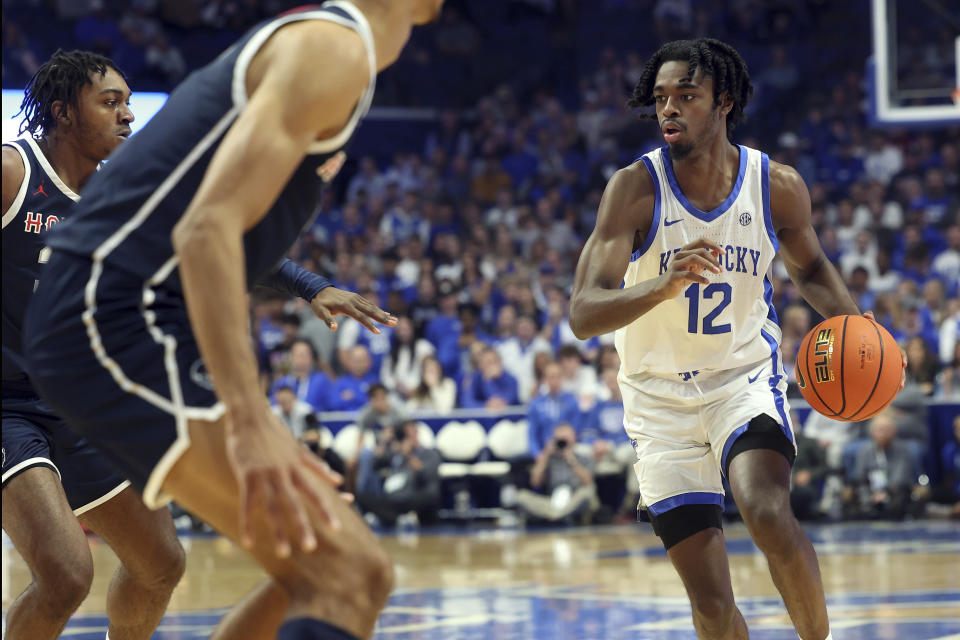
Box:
[24,136,80,202]
[760,152,779,253]
[631,155,663,261]
[73,480,131,516]
[1,456,61,484]
[1,142,31,229]
[659,145,746,222]
[230,2,377,156]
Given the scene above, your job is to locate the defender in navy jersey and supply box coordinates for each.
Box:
[2,50,186,640]
[569,40,905,640]
[24,3,443,639]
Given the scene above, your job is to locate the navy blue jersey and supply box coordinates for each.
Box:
[45,1,375,296]
[2,137,81,392]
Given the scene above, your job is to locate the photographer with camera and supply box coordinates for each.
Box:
[355,420,442,528]
[299,422,346,480]
[271,382,316,438]
[515,423,599,525]
[351,383,408,495]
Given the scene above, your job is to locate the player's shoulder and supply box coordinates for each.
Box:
[766,158,808,199]
[266,17,367,71]
[764,156,812,231]
[605,160,657,205]
[2,143,25,178]
[2,143,27,216]
[253,17,369,103]
[595,160,657,233]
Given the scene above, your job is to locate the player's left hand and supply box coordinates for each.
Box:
[862,311,907,390]
[309,287,398,334]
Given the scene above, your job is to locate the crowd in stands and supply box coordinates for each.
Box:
[4,0,959,528]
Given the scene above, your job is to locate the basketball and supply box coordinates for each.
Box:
[796,315,902,422]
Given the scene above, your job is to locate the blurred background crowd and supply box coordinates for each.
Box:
[4,0,959,528]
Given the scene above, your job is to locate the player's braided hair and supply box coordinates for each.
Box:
[627,38,754,141]
[16,49,124,137]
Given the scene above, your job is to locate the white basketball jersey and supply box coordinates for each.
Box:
[615,145,782,377]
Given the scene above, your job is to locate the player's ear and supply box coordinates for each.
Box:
[718,92,733,118]
[50,100,71,126]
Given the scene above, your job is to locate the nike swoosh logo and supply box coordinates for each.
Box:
[747,372,762,384]
[664,218,682,226]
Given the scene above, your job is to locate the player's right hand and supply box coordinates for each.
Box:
[653,238,723,300]
[225,405,343,558]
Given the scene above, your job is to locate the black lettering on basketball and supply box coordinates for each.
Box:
[813,328,835,384]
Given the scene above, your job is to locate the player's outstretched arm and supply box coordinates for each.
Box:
[2,145,26,224]
[770,162,860,319]
[171,22,370,557]
[569,165,722,339]
[259,258,398,334]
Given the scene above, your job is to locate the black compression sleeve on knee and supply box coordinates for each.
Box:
[650,504,723,550]
[724,414,796,478]
[278,618,360,640]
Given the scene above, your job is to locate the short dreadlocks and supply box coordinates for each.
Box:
[16,49,125,138]
[627,39,754,141]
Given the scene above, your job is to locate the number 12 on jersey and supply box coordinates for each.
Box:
[684,282,732,334]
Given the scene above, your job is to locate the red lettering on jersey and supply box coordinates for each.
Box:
[32,180,48,198]
[24,212,43,233]
[278,4,321,17]
[45,215,60,229]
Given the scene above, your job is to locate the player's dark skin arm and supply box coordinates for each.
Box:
[1,146,26,218]
[569,164,722,339]
[771,162,860,318]
[259,259,395,334]
[773,161,907,387]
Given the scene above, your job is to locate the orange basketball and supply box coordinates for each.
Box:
[795,315,902,422]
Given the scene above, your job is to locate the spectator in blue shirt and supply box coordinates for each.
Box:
[437,302,494,381]
[928,416,960,519]
[270,339,332,411]
[379,190,429,248]
[337,289,394,377]
[425,280,461,374]
[328,345,378,412]
[847,266,876,314]
[376,248,418,308]
[528,361,581,457]
[579,367,625,447]
[459,346,519,409]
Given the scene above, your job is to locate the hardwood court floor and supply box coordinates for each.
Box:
[3,520,959,639]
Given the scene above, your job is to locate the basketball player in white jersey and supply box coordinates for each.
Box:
[570,39,905,640]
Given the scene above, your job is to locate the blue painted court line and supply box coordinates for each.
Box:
[57,586,960,639]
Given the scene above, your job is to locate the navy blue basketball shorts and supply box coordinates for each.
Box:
[2,392,130,514]
[24,250,224,510]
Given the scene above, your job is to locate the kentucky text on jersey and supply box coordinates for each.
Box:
[660,245,762,276]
